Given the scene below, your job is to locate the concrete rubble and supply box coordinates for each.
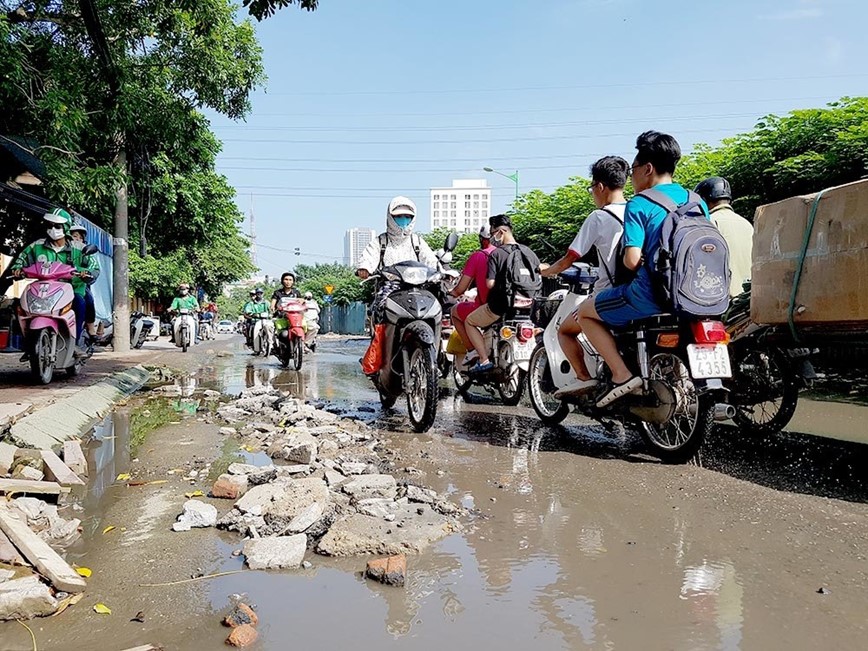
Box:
[212,386,465,567]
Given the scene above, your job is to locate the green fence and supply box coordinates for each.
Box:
[321,302,368,335]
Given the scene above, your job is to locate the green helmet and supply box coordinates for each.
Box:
[44,208,72,238]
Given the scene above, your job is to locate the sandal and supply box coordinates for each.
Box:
[596,376,642,408]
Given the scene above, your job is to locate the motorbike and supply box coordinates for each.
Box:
[436,269,461,379]
[275,298,306,370]
[17,253,96,384]
[367,233,459,432]
[131,311,154,349]
[172,308,196,352]
[452,300,535,406]
[723,282,816,435]
[198,315,215,342]
[303,306,320,353]
[526,264,734,463]
[250,312,274,357]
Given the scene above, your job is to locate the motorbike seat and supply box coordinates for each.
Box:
[614,313,679,332]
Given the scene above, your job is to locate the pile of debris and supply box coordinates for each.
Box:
[0,440,88,621]
[180,386,464,569]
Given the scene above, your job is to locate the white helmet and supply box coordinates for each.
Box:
[304,291,313,299]
[479,225,491,239]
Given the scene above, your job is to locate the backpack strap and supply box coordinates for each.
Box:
[638,188,679,212]
[600,207,624,225]
[378,233,388,269]
[412,234,421,261]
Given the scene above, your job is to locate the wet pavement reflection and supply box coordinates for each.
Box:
[185,338,868,650]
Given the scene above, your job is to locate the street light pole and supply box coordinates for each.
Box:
[483,166,520,199]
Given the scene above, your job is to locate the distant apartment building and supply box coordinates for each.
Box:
[429,179,491,233]
[344,228,377,267]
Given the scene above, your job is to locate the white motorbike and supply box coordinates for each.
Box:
[526,264,734,463]
[251,312,274,357]
[172,309,196,353]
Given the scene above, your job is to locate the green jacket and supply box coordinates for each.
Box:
[11,238,98,297]
[243,300,268,316]
[170,295,199,312]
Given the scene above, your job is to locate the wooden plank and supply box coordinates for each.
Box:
[41,450,86,487]
[0,478,70,495]
[62,440,88,476]
[119,646,165,651]
[0,505,86,592]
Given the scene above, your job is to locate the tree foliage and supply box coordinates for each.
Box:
[243,0,318,21]
[421,228,480,271]
[1,0,263,299]
[294,262,369,306]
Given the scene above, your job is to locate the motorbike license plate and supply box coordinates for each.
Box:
[514,339,535,361]
[687,344,732,379]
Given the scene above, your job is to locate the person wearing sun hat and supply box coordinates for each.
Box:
[11,208,97,356]
[69,220,101,340]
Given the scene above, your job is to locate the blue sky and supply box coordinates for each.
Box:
[209,0,867,278]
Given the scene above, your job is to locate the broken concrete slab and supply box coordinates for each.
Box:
[355,498,399,519]
[61,440,87,476]
[324,469,347,488]
[282,502,324,534]
[172,500,218,532]
[405,485,437,504]
[227,463,259,476]
[342,474,397,501]
[232,480,294,515]
[11,466,44,482]
[317,505,459,556]
[0,575,58,621]
[266,478,329,522]
[0,442,17,476]
[243,535,306,570]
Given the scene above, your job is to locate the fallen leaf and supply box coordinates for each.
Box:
[52,592,84,617]
[185,490,205,498]
[116,473,131,481]
[102,525,116,535]
[131,611,146,623]
[128,479,169,487]
[93,603,112,615]
[75,566,92,578]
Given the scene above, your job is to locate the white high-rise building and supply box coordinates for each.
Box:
[430,179,491,233]
[344,228,376,267]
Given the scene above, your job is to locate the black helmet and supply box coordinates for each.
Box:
[694,176,732,203]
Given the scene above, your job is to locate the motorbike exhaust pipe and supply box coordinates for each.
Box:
[714,403,736,422]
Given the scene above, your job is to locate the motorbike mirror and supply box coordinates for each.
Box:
[82,244,99,256]
[444,232,459,253]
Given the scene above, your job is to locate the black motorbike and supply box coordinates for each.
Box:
[724,283,816,435]
[369,234,458,432]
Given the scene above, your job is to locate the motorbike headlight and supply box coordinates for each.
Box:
[400,267,430,285]
[26,290,63,314]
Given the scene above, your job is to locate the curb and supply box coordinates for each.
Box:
[5,365,152,450]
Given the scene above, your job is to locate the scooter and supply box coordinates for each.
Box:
[436,268,461,379]
[172,308,196,353]
[131,311,154,349]
[250,312,274,357]
[275,298,306,370]
[526,264,734,463]
[452,299,535,406]
[17,256,95,384]
[198,315,215,342]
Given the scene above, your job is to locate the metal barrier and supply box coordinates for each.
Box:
[320,302,368,335]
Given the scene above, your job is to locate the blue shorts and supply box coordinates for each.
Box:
[594,283,660,328]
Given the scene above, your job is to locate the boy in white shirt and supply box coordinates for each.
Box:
[540,155,629,397]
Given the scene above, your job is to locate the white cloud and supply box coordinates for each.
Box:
[759,4,823,21]
[826,37,844,63]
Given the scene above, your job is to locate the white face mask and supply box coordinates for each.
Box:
[47,227,64,241]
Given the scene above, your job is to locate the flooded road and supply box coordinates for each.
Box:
[7,337,867,651]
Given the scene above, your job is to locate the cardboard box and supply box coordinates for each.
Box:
[751,179,868,327]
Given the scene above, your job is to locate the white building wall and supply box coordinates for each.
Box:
[344,228,376,267]
[429,180,491,233]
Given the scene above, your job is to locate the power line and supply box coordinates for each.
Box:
[219,126,751,146]
[218,153,598,163]
[234,185,563,192]
[256,74,868,97]
[218,163,593,173]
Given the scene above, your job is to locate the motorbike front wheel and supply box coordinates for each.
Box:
[639,353,713,464]
[181,326,189,353]
[292,337,303,371]
[406,342,438,432]
[527,343,571,425]
[30,329,54,385]
[731,347,800,436]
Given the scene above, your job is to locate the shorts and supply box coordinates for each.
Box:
[594,284,658,328]
[453,301,481,322]
[466,304,500,329]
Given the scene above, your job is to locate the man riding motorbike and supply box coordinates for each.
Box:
[11,209,96,358]
[241,289,258,346]
[69,222,101,342]
[244,288,269,352]
[169,283,200,344]
[303,291,321,350]
[450,225,495,370]
[356,196,439,373]
[539,155,629,397]
[271,272,301,312]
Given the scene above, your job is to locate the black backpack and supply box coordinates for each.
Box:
[502,244,542,300]
[640,188,731,317]
[597,207,635,287]
[378,233,421,269]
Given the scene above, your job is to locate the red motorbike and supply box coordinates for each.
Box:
[275,298,306,370]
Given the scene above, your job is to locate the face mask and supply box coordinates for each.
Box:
[180,289,189,296]
[47,227,64,241]
[492,232,504,245]
[393,216,413,230]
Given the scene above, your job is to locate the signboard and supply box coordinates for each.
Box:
[324,284,335,295]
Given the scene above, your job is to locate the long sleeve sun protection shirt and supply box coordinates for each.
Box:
[11,238,97,297]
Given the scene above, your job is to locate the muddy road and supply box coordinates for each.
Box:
[3,336,867,651]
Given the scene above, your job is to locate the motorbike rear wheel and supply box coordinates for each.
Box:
[406,343,438,432]
[30,329,54,385]
[497,341,525,407]
[639,353,712,464]
[527,343,571,425]
[731,347,800,436]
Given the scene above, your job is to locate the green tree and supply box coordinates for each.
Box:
[294,262,368,306]
[421,228,480,271]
